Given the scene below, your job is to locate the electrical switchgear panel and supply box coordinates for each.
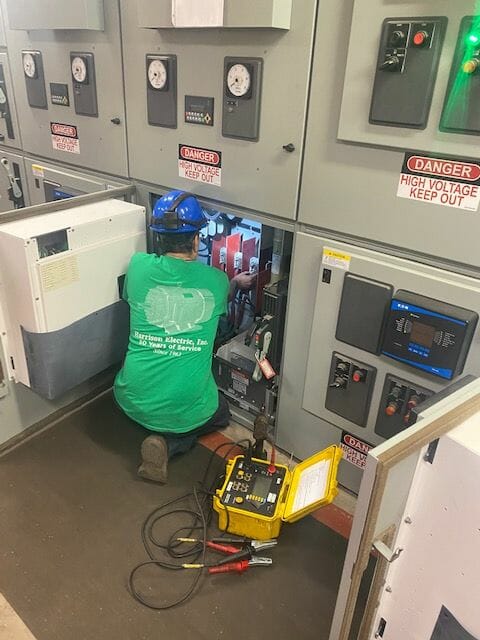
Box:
[22,50,47,109]
[375,374,433,438]
[441,16,480,135]
[222,57,263,141]
[70,53,98,117]
[382,290,478,380]
[325,353,376,427]
[370,17,447,129]
[146,54,177,128]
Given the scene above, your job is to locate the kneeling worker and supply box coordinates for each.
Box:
[114,190,252,483]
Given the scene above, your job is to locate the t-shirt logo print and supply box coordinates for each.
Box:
[143,285,215,335]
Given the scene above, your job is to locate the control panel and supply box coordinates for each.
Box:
[219,456,287,517]
[382,291,478,380]
[375,374,433,438]
[70,52,98,117]
[222,57,263,141]
[146,54,177,128]
[369,17,447,129]
[22,50,47,109]
[441,16,480,135]
[325,353,376,427]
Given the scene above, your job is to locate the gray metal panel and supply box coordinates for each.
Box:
[299,0,480,268]
[276,232,480,492]
[0,3,6,48]
[136,0,292,29]
[338,1,480,156]
[23,156,129,205]
[2,0,128,177]
[121,0,316,219]
[0,52,21,148]
[6,0,104,31]
[0,148,28,212]
[22,301,128,400]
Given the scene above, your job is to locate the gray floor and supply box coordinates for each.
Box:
[0,393,369,640]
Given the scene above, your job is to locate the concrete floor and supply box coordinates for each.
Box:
[0,393,369,640]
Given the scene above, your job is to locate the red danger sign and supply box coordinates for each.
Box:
[398,152,480,212]
[406,155,480,182]
[179,145,221,167]
[341,431,373,470]
[50,122,78,138]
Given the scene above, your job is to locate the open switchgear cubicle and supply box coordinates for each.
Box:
[138,183,294,427]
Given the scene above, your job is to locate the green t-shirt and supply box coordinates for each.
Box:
[114,253,229,433]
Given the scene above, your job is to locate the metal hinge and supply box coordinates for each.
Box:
[424,439,439,464]
[373,540,403,563]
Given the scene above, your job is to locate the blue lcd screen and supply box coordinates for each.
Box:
[382,295,474,381]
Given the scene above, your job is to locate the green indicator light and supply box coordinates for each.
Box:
[467,33,480,45]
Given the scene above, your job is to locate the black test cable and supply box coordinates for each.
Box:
[128,439,252,610]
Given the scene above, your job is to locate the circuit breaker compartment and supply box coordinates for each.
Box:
[369,16,447,129]
[325,353,376,427]
[375,374,433,438]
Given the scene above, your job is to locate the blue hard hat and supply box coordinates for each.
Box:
[150,190,207,234]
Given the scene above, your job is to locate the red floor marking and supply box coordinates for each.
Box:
[199,431,353,540]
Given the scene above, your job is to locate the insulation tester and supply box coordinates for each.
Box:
[213,445,342,540]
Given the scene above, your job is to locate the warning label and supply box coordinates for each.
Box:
[51,122,80,155]
[322,248,351,271]
[397,153,480,212]
[340,432,373,470]
[178,144,222,186]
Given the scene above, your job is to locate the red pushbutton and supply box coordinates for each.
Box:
[413,31,428,47]
[352,370,364,383]
[385,403,398,417]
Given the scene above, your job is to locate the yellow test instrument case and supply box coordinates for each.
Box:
[213,445,343,540]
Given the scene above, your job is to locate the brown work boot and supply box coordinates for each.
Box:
[138,435,168,483]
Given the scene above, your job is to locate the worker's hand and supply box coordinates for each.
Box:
[233,271,257,291]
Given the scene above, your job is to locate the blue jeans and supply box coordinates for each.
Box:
[152,393,231,459]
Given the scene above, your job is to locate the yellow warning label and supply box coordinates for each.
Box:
[322,248,351,271]
[31,164,44,178]
[40,256,79,292]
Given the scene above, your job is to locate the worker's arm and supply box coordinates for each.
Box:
[229,272,257,301]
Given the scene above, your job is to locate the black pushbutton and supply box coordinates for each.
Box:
[391,30,406,45]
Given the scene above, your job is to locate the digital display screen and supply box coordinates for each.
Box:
[410,320,436,348]
[252,475,272,499]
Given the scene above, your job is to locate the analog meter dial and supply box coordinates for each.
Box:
[148,59,168,90]
[227,63,251,98]
[71,56,87,83]
[23,52,36,78]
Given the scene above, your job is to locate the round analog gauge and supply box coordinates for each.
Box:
[23,52,36,78]
[148,59,168,90]
[227,64,251,97]
[71,56,87,83]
